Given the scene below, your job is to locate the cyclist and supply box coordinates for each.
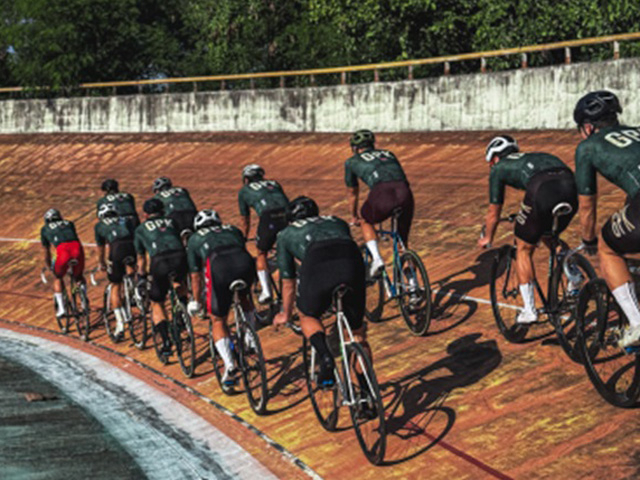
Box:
[478,135,577,324]
[40,209,86,318]
[96,178,140,228]
[273,196,368,387]
[573,90,640,347]
[238,164,289,304]
[134,198,188,357]
[345,129,414,277]
[186,209,258,385]
[95,203,136,340]
[152,176,198,237]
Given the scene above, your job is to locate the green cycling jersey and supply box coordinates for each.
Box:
[186,224,246,273]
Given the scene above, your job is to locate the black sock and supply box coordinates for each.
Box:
[156,320,170,343]
[309,332,331,360]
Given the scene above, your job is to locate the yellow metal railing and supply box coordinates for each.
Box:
[2,32,640,94]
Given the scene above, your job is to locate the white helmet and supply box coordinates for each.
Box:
[98,203,117,220]
[193,209,221,230]
[485,135,519,162]
[44,208,62,223]
[242,164,265,181]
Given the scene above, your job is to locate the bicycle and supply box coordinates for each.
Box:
[150,273,197,378]
[488,204,596,361]
[303,284,386,465]
[209,279,269,414]
[96,257,149,349]
[575,261,640,407]
[361,208,432,336]
[41,261,92,341]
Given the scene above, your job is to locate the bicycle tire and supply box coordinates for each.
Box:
[209,321,240,395]
[173,301,196,378]
[302,336,339,431]
[128,279,149,350]
[490,245,529,343]
[54,291,70,334]
[152,322,170,365]
[549,252,597,363]
[397,250,432,336]
[576,278,640,408]
[345,342,386,465]
[102,285,119,343]
[73,283,91,342]
[360,245,385,323]
[238,315,269,414]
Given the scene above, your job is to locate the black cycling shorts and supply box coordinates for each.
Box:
[602,192,640,254]
[205,245,256,317]
[297,238,365,330]
[361,180,414,244]
[168,210,197,235]
[107,239,136,283]
[149,249,187,303]
[123,214,140,230]
[256,207,289,253]
[514,168,577,245]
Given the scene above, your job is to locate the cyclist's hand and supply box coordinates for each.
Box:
[187,300,202,318]
[98,262,107,272]
[350,216,361,227]
[273,312,289,328]
[581,237,598,256]
[477,236,492,249]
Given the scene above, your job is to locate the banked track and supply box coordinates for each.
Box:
[0,131,638,479]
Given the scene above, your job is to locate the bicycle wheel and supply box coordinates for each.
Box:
[209,321,239,395]
[302,336,339,431]
[345,342,386,465]
[173,301,196,378]
[397,250,432,336]
[577,279,640,408]
[128,278,148,349]
[102,285,119,343]
[490,245,529,343]
[73,284,91,342]
[238,315,269,414]
[152,322,170,365]
[360,245,385,323]
[54,291,70,334]
[549,252,597,362]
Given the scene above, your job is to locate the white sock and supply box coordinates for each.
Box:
[257,270,271,296]
[519,282,536,314]
[366,240,383,263]
[612,282,640,328]
[215,337,234,370]
[54,293,65,315]
[114,308,125,333]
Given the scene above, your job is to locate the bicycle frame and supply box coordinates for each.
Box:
[377,214,406,300]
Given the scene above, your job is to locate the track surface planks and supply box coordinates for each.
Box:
[0,131,637,479]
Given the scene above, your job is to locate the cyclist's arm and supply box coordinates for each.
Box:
[241,215,250,238]
[483,203,502,244]
[98,245,107,269]
[348,186,359,219]
[579,194,597,241]
[191,273,202,302]
[136,254,147,277]
[281,278,295,319]
[42,245,52,270]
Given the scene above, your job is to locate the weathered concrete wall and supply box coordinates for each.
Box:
[1,58,639,133]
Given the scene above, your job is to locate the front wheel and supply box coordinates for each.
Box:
[397,250,431,336]
[303,336,339,431]
[576,279,640,408]
[346,342,386,465]
[238,317,269,414]
[173,302,196,378]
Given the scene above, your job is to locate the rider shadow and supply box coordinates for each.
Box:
[263,345,309,415]
[379,333,502,464]
[428,250,496,335]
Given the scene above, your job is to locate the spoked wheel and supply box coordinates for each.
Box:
[360,245,385,323]
[577,279,640,408]
[346,342,386,465]
[128,295,149,350]
[73,285,91,342]
[397,250,432,336]
[152,322,170,365]
[549,252,597,362]
[209,321,240,395]
[490,245,528,343]
[102,285,119,343]
[302,337,339,431]
[54,292,70,334]
[238,318,269,414]
[173,302,196,378]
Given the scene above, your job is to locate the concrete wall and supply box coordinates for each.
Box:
[1,58,640,134]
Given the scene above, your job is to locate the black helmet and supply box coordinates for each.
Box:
[289,196,319,221]
[350,129,375,149]
[143,198,164,215]
[152,176,172,193]
[485,135,519,162]
[574,90,622,127]
[101,178,119,193]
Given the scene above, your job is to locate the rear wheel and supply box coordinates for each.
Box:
[128,283,149,350]
[173,301,196,378]
[152,322,170,365]
[102,285,119,343]
[303,336,339,431]
[490,245,529,343]
[209,321,239,395]
[397,250,431,336]
[73,283,91,342]
[576,279,640,408]
[238,315,269,414]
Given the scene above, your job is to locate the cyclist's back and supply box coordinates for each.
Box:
[152,177,197,235]
[345,148,407,189]
[97,179,139,228]
[238,179,289,217]
[41,217,84,279]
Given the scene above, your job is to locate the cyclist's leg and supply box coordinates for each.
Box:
[149,254,174,355]
[52,244,70,316]
[256,209,286,302]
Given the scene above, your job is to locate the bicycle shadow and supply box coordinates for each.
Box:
[428,250,496,335]
[379,333,502,464]
[263,345,309,415]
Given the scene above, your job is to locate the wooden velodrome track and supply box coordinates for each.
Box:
[0,131,637,479]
